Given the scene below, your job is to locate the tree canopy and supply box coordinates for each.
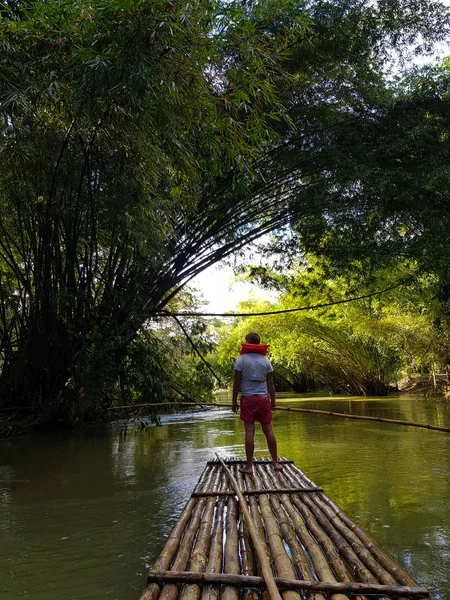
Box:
[1,0,450,425]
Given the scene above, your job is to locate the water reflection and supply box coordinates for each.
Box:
[0,397,449,600]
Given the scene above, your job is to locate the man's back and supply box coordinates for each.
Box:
[234,352,273,396]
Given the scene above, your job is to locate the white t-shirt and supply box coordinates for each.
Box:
[234,353,273,396]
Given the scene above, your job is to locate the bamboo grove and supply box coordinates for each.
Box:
[1,0,450,425]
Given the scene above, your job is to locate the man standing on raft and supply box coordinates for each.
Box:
[232,332,283,474]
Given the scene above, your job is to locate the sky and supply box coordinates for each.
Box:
[190,261,278,314]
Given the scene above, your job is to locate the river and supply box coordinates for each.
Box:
[1,395,449,600]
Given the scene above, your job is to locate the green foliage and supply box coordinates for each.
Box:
[1,0,450,424]
[213,258,443,395]
[0,0,302,417]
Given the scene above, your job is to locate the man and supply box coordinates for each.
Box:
[232,332,283,474]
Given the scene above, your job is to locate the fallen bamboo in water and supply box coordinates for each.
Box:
[145,571,430,597]
[275,406,450,433]
[109,402,450,433]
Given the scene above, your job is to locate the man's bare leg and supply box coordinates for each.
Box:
[240,421,255,474]
[261,422,283,471]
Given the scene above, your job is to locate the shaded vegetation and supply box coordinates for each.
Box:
[1,0,450,430]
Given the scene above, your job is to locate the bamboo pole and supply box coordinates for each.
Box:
[308,490,418,586]
[263,465,353,600]
[275,464,367,600]
[192,487,321,497]
[249,468,302,600]
[208,460,294,465]
[222,465,241,600]
[255,465,325,600]
[241,471,270,562]
[201,478,227,600]
[109,402,231,411]
[274,406,450,433]
[274,467,354,583]
[140,466,213,600]
[180,469,222,600]
[108,402,450,434]
[238,507,250,575]
[282,464,379,584]
[237,487,259,600]
[261,465,347,598]
[239,467,272,600]
[310,494,399,585]
[285,464,416,587]
[233,462,258,600]
[145,571,430,597]
[216,455,283,600]
[156,468,219,600]
[283,464,395,600]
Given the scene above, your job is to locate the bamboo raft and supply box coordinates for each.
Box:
[139,458,429,600]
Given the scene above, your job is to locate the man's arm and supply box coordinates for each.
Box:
[232,370,242,413]
[267,371,276,408]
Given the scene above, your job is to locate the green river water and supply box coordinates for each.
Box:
[1,395,449,600]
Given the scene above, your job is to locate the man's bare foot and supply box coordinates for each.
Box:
[273,461,283,471]
[239,466,254,475]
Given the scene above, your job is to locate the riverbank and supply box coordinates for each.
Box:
[2,378,449,438]
[397,373,450,399]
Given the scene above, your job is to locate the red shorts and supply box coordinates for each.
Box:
[240,395,272,424]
